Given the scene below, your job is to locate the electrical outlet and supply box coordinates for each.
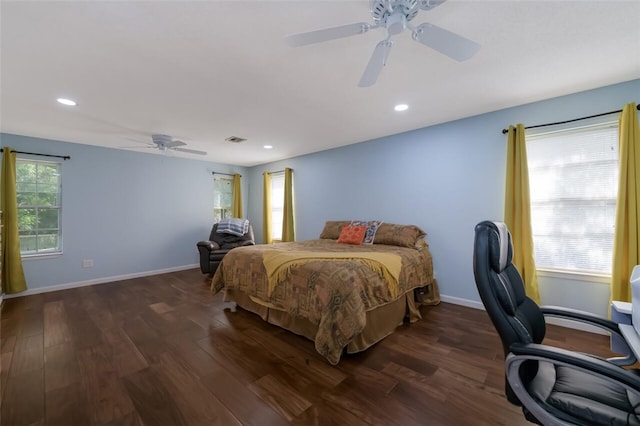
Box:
[82,259,94,268]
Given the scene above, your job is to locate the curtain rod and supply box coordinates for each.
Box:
[0,148,71,160]
[501,103,640,134]
[212,171,241,177]
[266,169,289,175]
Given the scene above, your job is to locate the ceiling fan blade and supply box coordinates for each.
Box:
[121,145,155,150]
[419,0,447,11]
[172,147,207,156]
[165,140,186,148]
[412,22,480,62]
[358,40,393,88]
[285,22,371,47]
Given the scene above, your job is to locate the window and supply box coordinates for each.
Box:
[213,176,233,222]
[16,159,62,255]
[270,172,285,241]
[527,122,619,275]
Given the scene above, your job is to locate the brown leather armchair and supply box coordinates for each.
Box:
[197,222,255,275]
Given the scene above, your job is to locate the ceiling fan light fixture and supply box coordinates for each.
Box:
[386,11,407,35]
[394,103,409,112]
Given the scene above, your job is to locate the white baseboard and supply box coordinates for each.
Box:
[3,264,199,299]
[440,294,484,310]
[0,274,610,337]
[439,294,606,335]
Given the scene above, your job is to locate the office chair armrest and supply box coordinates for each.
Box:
[507,342,640,426]
[540,305,618,332]
[540,305,636,365]
[510,342,640,389]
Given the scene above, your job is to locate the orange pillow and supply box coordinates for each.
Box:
[337,225,367,245]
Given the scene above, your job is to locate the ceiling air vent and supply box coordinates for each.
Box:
[225,136,247,143]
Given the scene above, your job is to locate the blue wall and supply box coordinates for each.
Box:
[0,134,248,291]
[2,78,638,311]
[246,79,640,307]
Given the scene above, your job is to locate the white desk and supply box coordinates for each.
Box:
[612,301,632,321]
[611,301,633,353]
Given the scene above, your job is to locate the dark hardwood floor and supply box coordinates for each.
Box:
[0,268,618,425]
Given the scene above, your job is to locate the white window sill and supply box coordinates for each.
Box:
[22,252,62,261]
[536,268,610,284]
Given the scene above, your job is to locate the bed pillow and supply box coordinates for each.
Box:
[319,220,351,239]
[350,220,383,245]
[373,223,426,247]
[337,225,367,245]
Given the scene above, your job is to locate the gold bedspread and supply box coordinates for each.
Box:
[262,250,401,298]
[211,239,437,364]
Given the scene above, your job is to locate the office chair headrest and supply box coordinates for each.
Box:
[489,221,513,273]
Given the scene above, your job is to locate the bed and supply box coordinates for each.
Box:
[210,221,439,364]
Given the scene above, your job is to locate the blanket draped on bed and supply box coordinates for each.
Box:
[262,250,401,298]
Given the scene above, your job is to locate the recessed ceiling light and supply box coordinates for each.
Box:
[264,145,273,149]
[394,104,408,112]
[57,98,77,106]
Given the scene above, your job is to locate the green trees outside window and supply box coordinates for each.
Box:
[16,160,62,255]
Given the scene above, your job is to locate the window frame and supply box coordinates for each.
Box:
[213,176,233,222]
[526,120,619,278]
[16,158,63,258]
[270,172,285,242]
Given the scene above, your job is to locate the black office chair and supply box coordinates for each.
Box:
[473,220,640,425]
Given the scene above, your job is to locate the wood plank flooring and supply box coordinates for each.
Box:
[0,268,618,425]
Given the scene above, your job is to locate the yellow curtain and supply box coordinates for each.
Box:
[611,103,640,303]
[282,167,295,242]
[232,173,242,218]
[504,124,540,303]
[263,172,272,244]
[1,147,27,294]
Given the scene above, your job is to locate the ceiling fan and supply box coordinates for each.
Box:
[134,134,207,156]
[285,0,480,87]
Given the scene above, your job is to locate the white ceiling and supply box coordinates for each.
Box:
[1,1,639,167]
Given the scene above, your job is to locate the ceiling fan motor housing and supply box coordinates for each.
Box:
[371,0,420,24]
[151,134,172,145]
